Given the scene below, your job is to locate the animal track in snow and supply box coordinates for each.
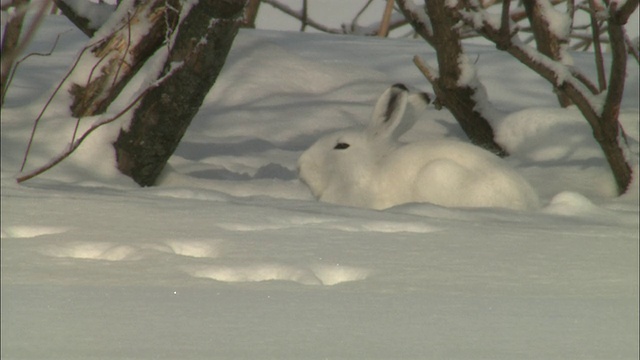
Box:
[45,242,138,261]
[37,236,368,286]
[217,218,439,234]
[216,216,331,232]
[188,263,323,285]
[333,220,439,234]
[310,263,370,286]
[164,240,221,258]
[1,225,69,239]
[187,262,370,286]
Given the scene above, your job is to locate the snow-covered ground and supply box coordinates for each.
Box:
[2,7,639,360]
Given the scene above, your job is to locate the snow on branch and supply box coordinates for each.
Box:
[396,0,433,41]
[457,0,636,193]
[53,0,115,37]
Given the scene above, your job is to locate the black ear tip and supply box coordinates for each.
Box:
[391,83,408,91]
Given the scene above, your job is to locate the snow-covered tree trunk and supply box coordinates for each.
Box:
[397,0,508,157]
[459,0,636,194]
[523,0,573,107]
[113,0,246,186]
[68,0,180,118]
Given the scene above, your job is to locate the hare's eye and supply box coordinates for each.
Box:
[334,142,350,150]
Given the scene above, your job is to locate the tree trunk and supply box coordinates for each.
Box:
[114,0,245,187]
[69,0,180,118]
[1,0,29,107]
[397,0,508,157]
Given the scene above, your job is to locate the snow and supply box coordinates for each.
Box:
[57,0,115,31]
[2,8,639,360]
[537,0,571,40]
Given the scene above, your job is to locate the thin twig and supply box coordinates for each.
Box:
[300,0,308,32]
[262,0,342,34]
[85,50,113,87]
[72,11,133,147]
[17,45,186,183]
[20,37,108,172]
[4,30,70,102]
[570,68,601,94]
[112,10,133,89]
[625,34,640,63]
[1,0,52,79]
[17,84,154,183]
[351,0,375,32]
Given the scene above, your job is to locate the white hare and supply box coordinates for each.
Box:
[298,84,539,210]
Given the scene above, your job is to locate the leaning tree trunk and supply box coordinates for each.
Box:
[397,0,508,157]
[68,0,180,118]
[114,0,246,187]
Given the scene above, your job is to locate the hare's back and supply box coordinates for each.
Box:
[393,140,539,210]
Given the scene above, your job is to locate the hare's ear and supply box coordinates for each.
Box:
[367,83,409,141]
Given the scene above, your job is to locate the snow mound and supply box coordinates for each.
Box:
[187,262,369,286]
[45,241,139,261]
[1,225,70,239]
[544,191,600,216]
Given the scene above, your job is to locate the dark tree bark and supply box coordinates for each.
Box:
[397,0,508,157]
[114,0,246,187]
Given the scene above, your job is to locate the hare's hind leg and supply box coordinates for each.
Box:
[415,159,473,208]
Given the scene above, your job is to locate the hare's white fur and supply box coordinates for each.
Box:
[298,84,539,210]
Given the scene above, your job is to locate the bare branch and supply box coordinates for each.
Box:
[300,0,308,31]
[17,82,155,183]
[2,0,52,97]
[458,3,633,193]
[396,0,433,42]
[20,36,108,172]
[350,0,375,31]
[588,0,607,91]
[242,0,261,28]
[4,31,71,109]
[261,0,343,34]
[611,0,639,25]
[626,34,640,63]
[499,0,511,39]
[378,0,396,37]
